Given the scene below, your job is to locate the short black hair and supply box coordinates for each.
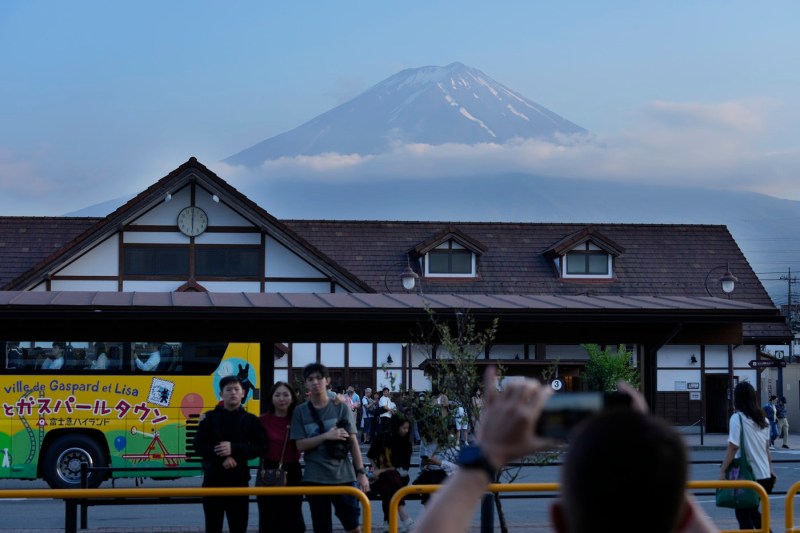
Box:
[303,362,329,380]
[562,410,687,533]
[219,375,243,392]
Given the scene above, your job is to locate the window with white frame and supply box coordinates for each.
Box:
[561,242,612,278]
[425,241,476,277]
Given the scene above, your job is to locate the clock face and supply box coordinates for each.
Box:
[177,206,208,237]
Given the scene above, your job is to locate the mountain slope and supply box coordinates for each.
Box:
[226,62,586,167]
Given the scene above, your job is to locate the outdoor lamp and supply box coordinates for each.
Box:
[401,265,419,291]
[719,266,738,294]
[705,263,738,298]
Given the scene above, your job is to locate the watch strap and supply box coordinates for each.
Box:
[458,445,496,480]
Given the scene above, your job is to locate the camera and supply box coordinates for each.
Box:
[535,391,632,440]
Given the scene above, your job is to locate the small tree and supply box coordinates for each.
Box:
[581,343,639,392]
[414,308,554,533]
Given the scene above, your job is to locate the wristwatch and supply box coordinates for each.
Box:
[458,445,496,480]
[355,467,366,476]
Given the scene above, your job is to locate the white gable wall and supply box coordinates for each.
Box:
[265,237,324,277]
[57,236,119,276]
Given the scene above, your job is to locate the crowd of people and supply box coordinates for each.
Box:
[193,363,736,533]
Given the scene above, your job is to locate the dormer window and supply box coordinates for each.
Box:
[426,241,475,277]
[564,243,611,277]
[543,227,624,281]
[413,227,487,280]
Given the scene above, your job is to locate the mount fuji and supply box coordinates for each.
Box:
[225,62,586,167]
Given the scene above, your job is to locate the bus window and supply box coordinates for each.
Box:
[0,339,260,488]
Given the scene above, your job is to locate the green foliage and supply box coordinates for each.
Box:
[581,343,639,392]
[414,308,498,447]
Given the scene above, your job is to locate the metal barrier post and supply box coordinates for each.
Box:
[64,498,77,533]
[80,462,89,529]
[785,480,800,532]
[479,493,493,532]
[700,417,704,446]
[687,480,770,533]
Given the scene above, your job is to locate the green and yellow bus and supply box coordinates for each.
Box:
[0,341,261,488]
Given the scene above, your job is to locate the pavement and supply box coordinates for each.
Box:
[680,429,800,451]
[10,432,800,532]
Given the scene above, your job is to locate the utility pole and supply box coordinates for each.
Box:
[777,268,799,396]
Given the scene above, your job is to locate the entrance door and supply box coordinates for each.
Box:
[705,374,730,433]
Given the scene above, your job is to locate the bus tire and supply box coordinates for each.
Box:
[42,434,107,489]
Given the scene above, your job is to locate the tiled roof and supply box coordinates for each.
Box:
[283,220,775,306]
[0,217,101,289]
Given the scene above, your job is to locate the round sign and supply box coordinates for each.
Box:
[775,350,785,360]
[551,379,563,391]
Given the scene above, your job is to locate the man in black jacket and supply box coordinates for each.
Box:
[193,375,265,533]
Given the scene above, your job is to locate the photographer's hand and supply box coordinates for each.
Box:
[412,366,552,533]
[478,366,553,469]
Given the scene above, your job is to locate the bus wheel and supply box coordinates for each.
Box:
[43,434,107,489]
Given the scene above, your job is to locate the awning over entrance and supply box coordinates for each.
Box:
[0,291,786,345]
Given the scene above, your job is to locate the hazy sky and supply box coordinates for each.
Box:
[2,1,799,215]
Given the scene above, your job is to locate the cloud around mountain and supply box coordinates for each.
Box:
[221,96,797,200]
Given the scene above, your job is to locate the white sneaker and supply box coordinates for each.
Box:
[770,445,775,450]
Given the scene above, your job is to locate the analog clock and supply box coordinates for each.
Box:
[177,206,209,237]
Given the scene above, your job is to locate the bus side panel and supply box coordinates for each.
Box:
[108,342,261,478]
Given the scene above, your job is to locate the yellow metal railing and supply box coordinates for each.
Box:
[388,481,770,533]
[785,480,800,532]
[687,480,770,533]
[0,485,372,533]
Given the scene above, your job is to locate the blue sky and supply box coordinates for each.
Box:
[1,1,799,215]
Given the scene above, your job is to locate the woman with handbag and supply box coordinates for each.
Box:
[257,381,305,533]
[719,381,776,530]
[367,416,414,532]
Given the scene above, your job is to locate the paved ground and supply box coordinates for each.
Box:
[6,431,799,532]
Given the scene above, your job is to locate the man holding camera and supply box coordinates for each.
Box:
[291,363,370,533]
[412,368,718,533]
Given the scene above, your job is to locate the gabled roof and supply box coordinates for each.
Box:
[412,226,488,256]
[283,220,773,306]
[0,217,101,289]
[1,158,372,293]
[542,225,626,259]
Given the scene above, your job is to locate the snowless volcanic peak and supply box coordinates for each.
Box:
[226,62,586,167]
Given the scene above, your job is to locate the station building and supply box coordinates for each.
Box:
[0,157,791,431]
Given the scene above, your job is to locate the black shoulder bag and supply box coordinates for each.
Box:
[257,424,289,487]
[307,402,350,460]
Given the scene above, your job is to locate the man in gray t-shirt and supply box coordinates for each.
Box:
[291,363,370,533]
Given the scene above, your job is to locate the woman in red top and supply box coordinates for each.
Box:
[257,381,305,533]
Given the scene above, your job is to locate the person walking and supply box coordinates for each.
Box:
[291,363,370,533]
[193,375,265,533]
[763,395,778,449]
[256,381,304,533]
[719,381,776,530]
[777,396,790,448]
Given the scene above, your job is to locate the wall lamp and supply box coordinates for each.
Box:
[386,355,394,364]
[383,257,420,292]
[212,194,220,203]
[164,193,172,202]
[705,263,738,298]
[690,354,698,364]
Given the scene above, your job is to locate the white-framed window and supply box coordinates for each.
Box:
[560,242,613,279]
[424,241,476,277]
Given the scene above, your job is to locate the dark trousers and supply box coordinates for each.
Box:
[202,493,249,533]
[257,461,305,533]
[734,477,773,530]
[371,470,409,522]
[305,482,361,533]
